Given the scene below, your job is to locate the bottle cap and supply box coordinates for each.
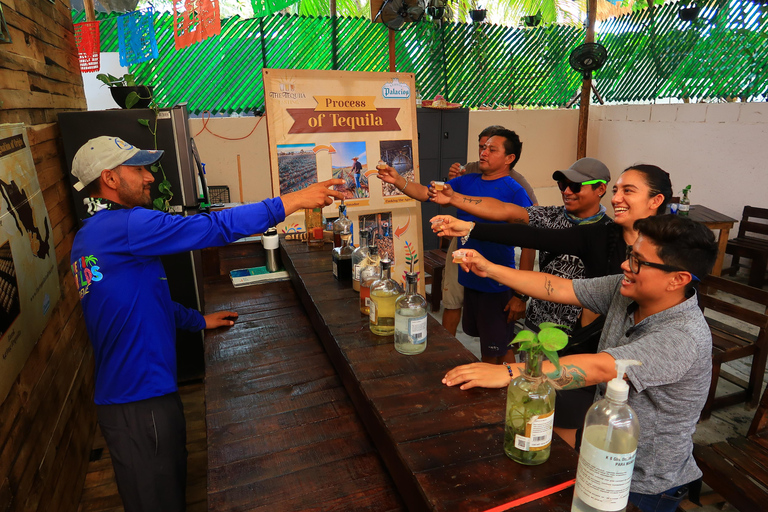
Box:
[381,259,391,270]
[369,244,378,255]
[606,359,642,402]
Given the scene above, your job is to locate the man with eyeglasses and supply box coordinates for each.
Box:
[443,214,718,512]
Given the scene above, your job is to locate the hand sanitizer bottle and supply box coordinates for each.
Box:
[572,360,641,512]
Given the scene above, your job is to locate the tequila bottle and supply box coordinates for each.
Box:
[359,244,381,316]
[332,201,353,248]
[332,227,353,281]
[351,229,370,291]
[394,271,428,354]
[369,259,399,336]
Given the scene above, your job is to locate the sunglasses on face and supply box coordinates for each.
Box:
[624,247,700,281]
[556,179,607,193]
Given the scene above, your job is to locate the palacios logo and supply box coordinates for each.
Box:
[71,255,103,299]
[382,78,410,99]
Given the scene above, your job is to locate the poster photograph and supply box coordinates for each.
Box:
[263,69,424,292]
[379,139,414,199]
[331,141,369,200]
[277,143,318,195]
[0,124,60,403]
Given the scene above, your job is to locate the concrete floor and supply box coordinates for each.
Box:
[425,266,767,511]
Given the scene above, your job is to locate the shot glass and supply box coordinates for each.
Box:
[376,160,387,171]
[452,249,467,263]
[433,181,445,191]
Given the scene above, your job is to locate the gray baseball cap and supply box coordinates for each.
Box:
[71,136,164,191]
[552,157,611,184]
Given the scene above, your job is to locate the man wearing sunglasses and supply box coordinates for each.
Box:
[444,214,718,512]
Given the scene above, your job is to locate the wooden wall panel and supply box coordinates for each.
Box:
[0,1,95,512]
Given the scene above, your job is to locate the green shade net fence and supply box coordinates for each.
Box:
[73,0,768,115]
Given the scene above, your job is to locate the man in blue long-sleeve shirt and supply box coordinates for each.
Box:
[70,136,342,512]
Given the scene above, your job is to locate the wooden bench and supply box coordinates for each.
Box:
[724,206,768,288]
[698,275,768,420]
[693,376,768,511]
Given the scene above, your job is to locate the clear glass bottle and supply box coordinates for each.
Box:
[305,207,324,247]
[572,361,640,512]
[394,271,428,354]
[332,201,353,249]
[369,259,399,335]
[504,351,556,465]
[332,226,354,281]
[359,244,381,316]
[351,229,370,292]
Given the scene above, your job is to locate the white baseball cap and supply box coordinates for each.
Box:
[71,136,164,191]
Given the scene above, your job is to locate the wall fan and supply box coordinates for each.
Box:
[374,0,426,31]
[565,43,608,107]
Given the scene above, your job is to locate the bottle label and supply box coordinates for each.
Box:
[678,203,690,212]
[513,409,554,452]
[369,301,377,323]
[354,264,361,280]
[409,315,428,343]
[332,261,338,278]
[365,297,372,307]
[574,437,636,511]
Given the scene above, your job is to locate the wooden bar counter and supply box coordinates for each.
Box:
[278,238,579,511]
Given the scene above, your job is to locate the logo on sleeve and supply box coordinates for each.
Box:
[71,255,103,299]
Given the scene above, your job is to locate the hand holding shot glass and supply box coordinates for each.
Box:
[429,215,474,236]
[427,181,454,205]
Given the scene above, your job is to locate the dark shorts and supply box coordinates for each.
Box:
[97,392,187,512]
[554,386,597,429]
[462,287,516,358]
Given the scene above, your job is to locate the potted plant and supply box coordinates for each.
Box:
[95,73,154,109]
[504,323,568,465]
[469,7,486,22]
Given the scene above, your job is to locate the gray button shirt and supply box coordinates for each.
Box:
[573,275,711,494]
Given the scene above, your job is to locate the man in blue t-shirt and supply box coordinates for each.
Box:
[69,136,343,512]
[377,129,533,363]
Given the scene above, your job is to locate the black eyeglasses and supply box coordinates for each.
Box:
[624,247,700,281]
[556,179,606,194]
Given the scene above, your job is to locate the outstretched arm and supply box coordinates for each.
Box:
[427,183,529,223]
[460,249,581,306]
[442,352,617,390]
[376,165,430,202]
[280,179,345,216]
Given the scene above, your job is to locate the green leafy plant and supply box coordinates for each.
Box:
[504,322,568,465]
[95,72,138,87]
[136,95,174,211]
[509,322,569,372]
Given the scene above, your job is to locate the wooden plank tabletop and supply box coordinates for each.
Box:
[204,275,405,512]
[280,239,580,512]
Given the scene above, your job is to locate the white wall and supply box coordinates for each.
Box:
[187,116,271,204]
[588,103,768,225]
[467,109,579,207]
[82,53,128,110]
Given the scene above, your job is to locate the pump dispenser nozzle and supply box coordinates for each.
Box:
[606,359,642,402]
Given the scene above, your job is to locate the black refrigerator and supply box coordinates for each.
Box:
[58,104,209,382]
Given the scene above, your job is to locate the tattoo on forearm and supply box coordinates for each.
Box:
[462,197,482,205]
[547,365,588,390]
[544,278,554,296]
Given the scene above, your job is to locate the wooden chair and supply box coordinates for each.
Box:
[698,275,768,420]
[424,236,451,312]
[693,380,768,511]
[724,206,768,289]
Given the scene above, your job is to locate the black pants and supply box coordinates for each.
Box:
[97,392,187,512]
